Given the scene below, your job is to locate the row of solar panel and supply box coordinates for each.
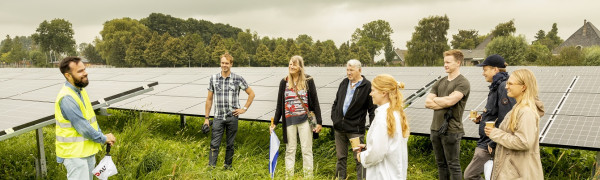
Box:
[1,67,599,150]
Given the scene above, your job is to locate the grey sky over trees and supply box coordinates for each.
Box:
[0,0,597,49]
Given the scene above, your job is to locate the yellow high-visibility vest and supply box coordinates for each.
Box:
[55,85,101,158]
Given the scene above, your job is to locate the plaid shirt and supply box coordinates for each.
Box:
[207,72,249,120]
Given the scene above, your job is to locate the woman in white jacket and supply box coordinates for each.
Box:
[355,74,410,179]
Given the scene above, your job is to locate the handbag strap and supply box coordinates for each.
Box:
[290,78,310,113]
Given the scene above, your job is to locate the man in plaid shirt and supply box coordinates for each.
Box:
[204,52,255,169]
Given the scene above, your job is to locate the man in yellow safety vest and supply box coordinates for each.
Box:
[55,57,116,180]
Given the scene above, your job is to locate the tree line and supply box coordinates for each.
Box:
[405,16,600,66]
[2,13,599,67]
[1,13,394,67]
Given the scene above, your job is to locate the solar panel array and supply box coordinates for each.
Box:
[0,68,156,140]
[1,66,599,151]
[109,67,435,127]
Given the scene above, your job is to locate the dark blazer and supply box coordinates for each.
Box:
[273,75,322,144]
[331,76,376,134]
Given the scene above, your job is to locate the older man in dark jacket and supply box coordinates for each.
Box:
[331,59,376,180]
[464,54,516,180]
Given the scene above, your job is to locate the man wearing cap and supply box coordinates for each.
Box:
[464,54,516,180]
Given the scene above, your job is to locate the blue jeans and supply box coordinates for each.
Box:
[63,155,96,180]
[208,115,239,167]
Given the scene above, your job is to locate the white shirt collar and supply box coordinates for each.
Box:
[375,103,390,114]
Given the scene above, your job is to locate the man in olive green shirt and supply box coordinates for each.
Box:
[425,49,470,180]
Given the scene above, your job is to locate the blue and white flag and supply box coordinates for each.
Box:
[269,130,280,178]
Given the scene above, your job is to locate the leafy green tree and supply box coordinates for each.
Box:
[451,29,480,49]
[82,42,105,64]
[544,23,564,50]
[32,19,76,61]
[287,42,300,60]
[230,42,248,67]
[491,20,516,38]
[272,44,288,66]
[298,42,312,63]
[254,44,272,67]
[358,46,372,65]
[534,30,546,42]
[405,15,450,66]
[383,40,395,63]
[4,40,27,63]
[583,46,600,66]
[524,42,551,65]
[29,50,47,67]
[348,43,360,61]
[208,34,223,56]
[351,20,393,63]
[0,35,13,54]
[211,40,228,67]
[556,46,583,66]
[181,34,201,67]
[307,41,323,65]
[140,13,185,37]
[320,43,336,66]
[163,37,186,67]
[192,42,210,67]
[97,18,150,67]
[296,34,313,46]
[124,34,147,67]
[485,35,528,65]
[144,32,168,67]
[338,42,351,64]
[237,30,256,55]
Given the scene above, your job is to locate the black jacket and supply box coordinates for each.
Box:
[273,75,322,144]
[331,76,376,134]
[478,73,516,149]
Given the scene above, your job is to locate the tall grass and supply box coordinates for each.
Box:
[0,109,597,179]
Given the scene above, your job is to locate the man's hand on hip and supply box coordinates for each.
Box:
[232,109,247,116]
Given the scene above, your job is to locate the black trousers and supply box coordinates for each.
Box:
[431,130,464,180]
[208,115,239,167]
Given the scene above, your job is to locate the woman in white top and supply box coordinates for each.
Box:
[355,74,410,179]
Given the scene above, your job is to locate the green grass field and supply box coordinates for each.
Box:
[1,109,598,179]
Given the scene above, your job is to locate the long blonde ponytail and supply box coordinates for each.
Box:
[372,74,410,138]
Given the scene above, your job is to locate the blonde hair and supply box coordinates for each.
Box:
[443,49,464,63]
[507,69,540,132]
[372,74,410,138]
[287,55,307,90]
[221,52,233,63]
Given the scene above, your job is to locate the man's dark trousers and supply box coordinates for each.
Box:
[209,115,238,167]
[334,130,365,180]
[431,130,463,180]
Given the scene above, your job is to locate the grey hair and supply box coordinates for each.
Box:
[346,59,362,69]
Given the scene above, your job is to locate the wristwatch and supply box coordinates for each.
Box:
[242,107,248,110]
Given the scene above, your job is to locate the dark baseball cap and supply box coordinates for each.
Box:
[476,54,506,68]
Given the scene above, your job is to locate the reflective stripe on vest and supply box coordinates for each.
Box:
[56,116,97,128]
[55,85,101,158]
[56,136,87,143]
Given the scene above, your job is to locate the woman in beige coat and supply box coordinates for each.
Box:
[484,69,545,180]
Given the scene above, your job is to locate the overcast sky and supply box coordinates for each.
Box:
[0,0,598,50]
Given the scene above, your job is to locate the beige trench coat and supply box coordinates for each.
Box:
[488,105,544,180]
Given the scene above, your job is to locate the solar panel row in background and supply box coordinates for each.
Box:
[1,66,599,151]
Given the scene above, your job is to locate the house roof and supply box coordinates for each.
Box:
[393,49,407,61]
[553,21,600,53]
[475,35,493,50]
[460,49,486,60]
